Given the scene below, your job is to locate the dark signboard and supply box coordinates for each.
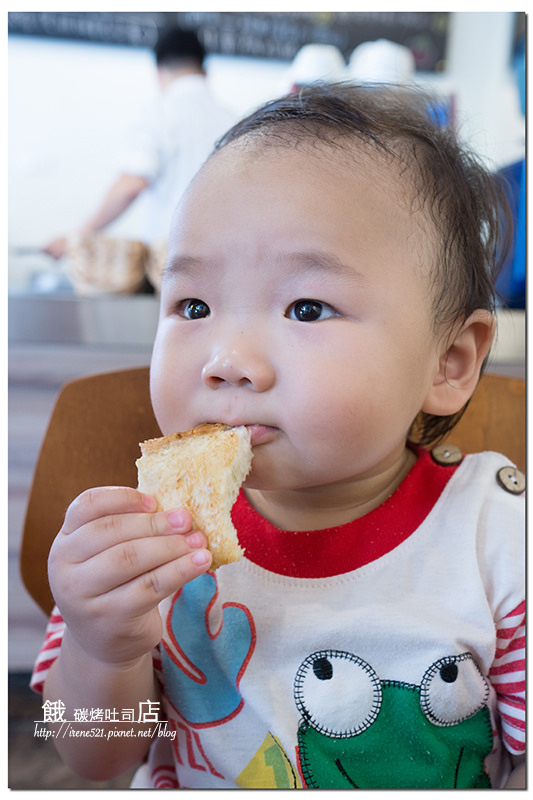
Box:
[7,11,165,48]
[8,11,451,71]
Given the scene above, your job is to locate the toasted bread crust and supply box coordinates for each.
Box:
[136,424,252,570]
[139,423,233,457]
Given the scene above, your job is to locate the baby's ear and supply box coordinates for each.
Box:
[422,310,495,417]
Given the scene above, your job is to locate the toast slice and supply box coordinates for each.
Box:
[136,423,253,570]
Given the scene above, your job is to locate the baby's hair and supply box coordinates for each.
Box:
[214,83,512,445]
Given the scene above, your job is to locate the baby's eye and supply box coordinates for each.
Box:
[286,299,337,322]
[179,299,211,319]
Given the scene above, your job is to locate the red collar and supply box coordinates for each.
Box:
[232,448,459,578]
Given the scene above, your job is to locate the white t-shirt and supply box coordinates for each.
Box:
[120,74,235,243]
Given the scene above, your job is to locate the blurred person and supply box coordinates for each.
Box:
[44,27,235,260]
[348,39,453,129]
[285,43,345,93]
[348,39,415,85]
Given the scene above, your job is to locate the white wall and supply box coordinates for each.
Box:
[8,38,290,258]
[445,12,524,170]
[8,12,524,287]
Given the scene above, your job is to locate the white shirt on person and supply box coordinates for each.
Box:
[120,74,236,243]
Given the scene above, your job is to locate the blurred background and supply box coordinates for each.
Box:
[8,11,526,789]
[8,11,525,292]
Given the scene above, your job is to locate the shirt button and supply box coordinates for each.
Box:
[431,444,463,466]
[497,466,526,494]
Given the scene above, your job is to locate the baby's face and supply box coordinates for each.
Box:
[151,142,443,493]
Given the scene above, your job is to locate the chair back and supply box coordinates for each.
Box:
[20,367,160,615]
[441,373,525,473]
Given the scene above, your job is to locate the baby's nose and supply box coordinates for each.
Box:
[202,342,275,392]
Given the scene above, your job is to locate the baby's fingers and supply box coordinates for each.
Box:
[60,506,193,564]
[81,532,210,597]
[112,547,213,613]
[61,486,157,535]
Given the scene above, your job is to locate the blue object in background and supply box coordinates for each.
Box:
[496,158,525,309]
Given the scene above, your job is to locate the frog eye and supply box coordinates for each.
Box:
[294,650,382,738]
[420,653,490,727]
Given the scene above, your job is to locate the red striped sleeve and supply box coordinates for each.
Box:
[152,764,179,789]
[489,601,525,755]
[30,606,66,694]
[30,609,165,699]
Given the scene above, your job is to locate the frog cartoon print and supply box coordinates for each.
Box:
[160,575,493,789]
[294,649,493,789]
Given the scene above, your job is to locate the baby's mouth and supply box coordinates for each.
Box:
[201,421,278,446]
[246,424,278,446]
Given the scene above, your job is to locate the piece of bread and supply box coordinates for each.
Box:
[136,424,253,570]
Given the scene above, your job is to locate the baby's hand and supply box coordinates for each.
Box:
[47,486,212,666]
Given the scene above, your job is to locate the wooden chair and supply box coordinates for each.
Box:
[441,373,525,472]
[20,367,161,616]
[20,369,524,616]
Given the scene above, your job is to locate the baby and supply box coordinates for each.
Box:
[33,84,524,789]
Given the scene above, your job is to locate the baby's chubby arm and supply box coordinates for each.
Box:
[44,485,212,781]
